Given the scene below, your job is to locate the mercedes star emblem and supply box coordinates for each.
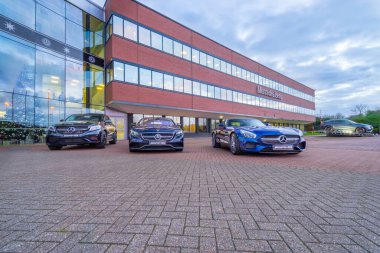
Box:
[279,135,287,143]
[67,127,76,133]
[154,134,161,140]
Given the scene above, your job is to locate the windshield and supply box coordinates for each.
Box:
[227,119,266,127]
[137,118,176,128]
[65,114,102,122]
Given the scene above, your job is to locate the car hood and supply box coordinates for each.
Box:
[133,127,180,133]
[54,121,97,127]
[236,126,301,136]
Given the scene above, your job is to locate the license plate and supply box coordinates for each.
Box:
[149,140,166,145]
[273,144,293,151]
[63,134,79,137]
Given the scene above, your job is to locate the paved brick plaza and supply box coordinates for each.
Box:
[0,136,379,252]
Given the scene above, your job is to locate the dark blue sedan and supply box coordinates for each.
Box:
[212,118,306,155]
[129,117,184,152]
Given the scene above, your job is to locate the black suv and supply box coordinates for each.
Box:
[46,113,117,150]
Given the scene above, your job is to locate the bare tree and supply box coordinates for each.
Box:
[351,104,368,115]
[335,112,345,119]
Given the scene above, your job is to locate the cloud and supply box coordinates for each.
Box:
[139,0,380,116]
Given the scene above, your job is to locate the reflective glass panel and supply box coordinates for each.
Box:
[163,37,173,54]
[164,74,173,90]
[151,32,163,51]
[191,49,199,64]
[124,20,137,41]
[174,41,182,58]
[200,83,207,97]
[174,77,183,92]
[139,68,151,86]
[113,16,123,36]
[152,71,163,89]
[37,0,65,16]
[139,27,151,46]
[125,64,138,84]
[0,0,35,29]
[66,20,84,50]
[113,61,124,81]
[184,79,192,94]
[192,81,200,95]
[65,60,85,104]
[36,4,65,42]
[182,45,191,61]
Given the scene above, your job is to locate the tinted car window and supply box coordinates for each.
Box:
[138,118,175,128]
[227,119,265,127]
[65,114,102,122]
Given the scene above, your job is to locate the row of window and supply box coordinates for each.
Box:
[0,0,104,58]
[106,61,315,116]
[106,14,315,103]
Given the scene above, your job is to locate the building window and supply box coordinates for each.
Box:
[191,49,200,64]
[0,0,36,29]
[183,117,196,133]
[182,45,191,61]
[192,81,200,96]
[214,58,221,71]
[113,61,124,81]
[125,64,138,84]
[214,87,221,99]
[198,118,207,132]
[206,55,213,68]
[174,41,182,58]
[207,85,214,98]
[36,4,65,42]
[151,32,163,51]
[139,68,151,86]
[174,77,183,92]
[124,20,137,41]
[200,52,207,66]
[221,89,227,100]
[152,71,163,89]
[66,20,84,50]
[113,15,123,36]
[164,74,174,90]
[163,37,173,54]
[200,83,208,97]
[184,79,192,94]
[139,27,151,46]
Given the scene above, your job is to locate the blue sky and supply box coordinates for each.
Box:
[96,0,380,116]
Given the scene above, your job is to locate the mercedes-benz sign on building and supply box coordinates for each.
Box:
[0,0,315,144]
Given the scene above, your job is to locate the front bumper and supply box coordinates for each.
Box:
[239,136,306,153]
[129,136,184,151]
[46,131,102,146]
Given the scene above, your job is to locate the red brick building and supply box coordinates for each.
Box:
[104,0,315,138]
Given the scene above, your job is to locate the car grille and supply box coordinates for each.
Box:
[141,132,174,141]
[260,135,300,144]
[56,126,89,134]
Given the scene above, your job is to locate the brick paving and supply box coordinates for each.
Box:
[0,136,379,252]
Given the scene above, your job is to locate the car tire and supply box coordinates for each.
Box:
[212,134,221,148]
[355,127,365,136]
[175,148,183,152]
[48,145,62,150]
[109,132,117,144]
[230,133,242,155]
[95,131,106,149]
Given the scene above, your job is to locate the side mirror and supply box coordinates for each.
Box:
[60,119,64,122]
[218,123,225,130]
[265,122,271,126]
[105,119,112,124]
[131,122,137,127]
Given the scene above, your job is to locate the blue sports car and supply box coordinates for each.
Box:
[212,118,306,155]
[129,117,184,152]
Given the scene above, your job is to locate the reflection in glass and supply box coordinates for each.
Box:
[113,16,123,36]
[66,20,84,50]
[114,62,124,81]
[184,79,192,94]
[66,60,85,104]
[151,32,163,51]
[35,49,65,100]
[36,4,65,42]
[152,71,163,89]
[0,0,35,29]
[174,77,183,92]
[163,37,173,54]
[124,20,137,41]
[139,27,151,46]
[174,41,182,58]
[192,82,200,96]
[140,68,151,86]
[164,74,173,90]
[125,64,138,84]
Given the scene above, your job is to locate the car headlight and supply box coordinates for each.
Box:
[48,126,56,132]
[295,129,303,136]
[240,129,257,138]
[175,130,183,138]
[88,125,101,131]
[130,130,140,138]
